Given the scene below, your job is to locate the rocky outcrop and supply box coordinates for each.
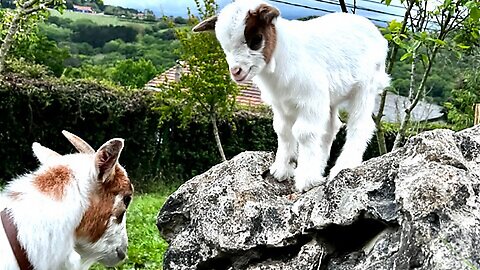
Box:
[157,126,480,270]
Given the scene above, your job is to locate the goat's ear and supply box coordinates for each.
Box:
[95,138,124,183]
[192,15,217,32]
[32,142,60,164]
[253,4,280,24]
[62,130,95,154]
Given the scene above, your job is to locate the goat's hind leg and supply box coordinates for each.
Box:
[269,108,297,181]
[329,86,376,179]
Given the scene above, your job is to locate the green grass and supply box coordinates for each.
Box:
[49,9,153,28]
[92,187,177,270]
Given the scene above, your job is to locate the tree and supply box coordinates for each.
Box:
[0,0,66,73]
[174,16,187,25]
[156,0,239,162]
[374,0,480,152]
[444,69,480,130]
[109,58,157,88]
[13,34,70,76]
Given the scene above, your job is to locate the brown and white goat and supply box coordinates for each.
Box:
[0,131,133,270]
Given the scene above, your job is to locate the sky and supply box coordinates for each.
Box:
[102,0,406,24]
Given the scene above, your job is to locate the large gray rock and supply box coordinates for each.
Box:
[157,126,480,270]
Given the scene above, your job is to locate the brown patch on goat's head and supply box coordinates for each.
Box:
[244,4,279,64]
[34,165,72,200]
[75,165,133,242]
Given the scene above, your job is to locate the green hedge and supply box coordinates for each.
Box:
[0,73,402,190]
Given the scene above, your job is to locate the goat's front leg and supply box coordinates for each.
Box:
[292,106,330,192]
[270,107,297,181]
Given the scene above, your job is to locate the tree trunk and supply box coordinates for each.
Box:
[211,114,226,162]
[373,0,415,155]
[0,12,21,74]
[393,54,417,149]
[393,46,439,150]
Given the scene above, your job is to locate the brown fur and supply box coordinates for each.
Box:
[75,165,133,242]
[34,166,72,200]
[244,4,279,64]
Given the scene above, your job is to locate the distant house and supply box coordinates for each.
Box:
[73,5,95,14]
[376,92,444,123]
[146,63,444,122]
[134,12,146,20]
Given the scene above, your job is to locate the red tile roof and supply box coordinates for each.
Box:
[145,63,264,107]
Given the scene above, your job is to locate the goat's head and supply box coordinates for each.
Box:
[32,131,133,267]
[193,0,280,82]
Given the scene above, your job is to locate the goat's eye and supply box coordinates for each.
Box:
[248,34,263,50]
[123,195,131,208]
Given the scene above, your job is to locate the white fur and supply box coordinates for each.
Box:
[212,0,390,191]
[0,142,129,270]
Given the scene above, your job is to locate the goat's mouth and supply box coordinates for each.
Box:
[233,68,252,83]
[100,247,128,267]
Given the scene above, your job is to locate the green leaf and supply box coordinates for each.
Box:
[433,39,447,46]
[421,54,429,65]
[471,7,480,21]
[388,20,402,32]
[400,52,412,61]
[383,33,393,41]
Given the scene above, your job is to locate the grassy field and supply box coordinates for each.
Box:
[92,188,177,270]
[49,9,154,28]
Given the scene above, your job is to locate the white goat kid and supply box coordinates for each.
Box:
[194,0,390,192]
[0,131,133,270]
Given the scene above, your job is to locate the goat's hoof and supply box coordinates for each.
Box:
[294,176,324,193]
[269,162,294,182]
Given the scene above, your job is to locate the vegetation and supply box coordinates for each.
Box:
[1,1,181,87]
[0,0,66,73]
[445,69,480,130]
[156,0,239,161]
[374,0,480,153]
[49,9,154,27]
[43,12,180,87]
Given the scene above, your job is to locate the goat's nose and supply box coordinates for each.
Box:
[116,247,126,260]
[230,67,242,76]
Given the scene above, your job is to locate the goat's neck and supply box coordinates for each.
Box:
[258,17,302,81]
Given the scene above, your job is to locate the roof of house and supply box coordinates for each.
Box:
[146,64,444,122]
[376,92,444,123]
